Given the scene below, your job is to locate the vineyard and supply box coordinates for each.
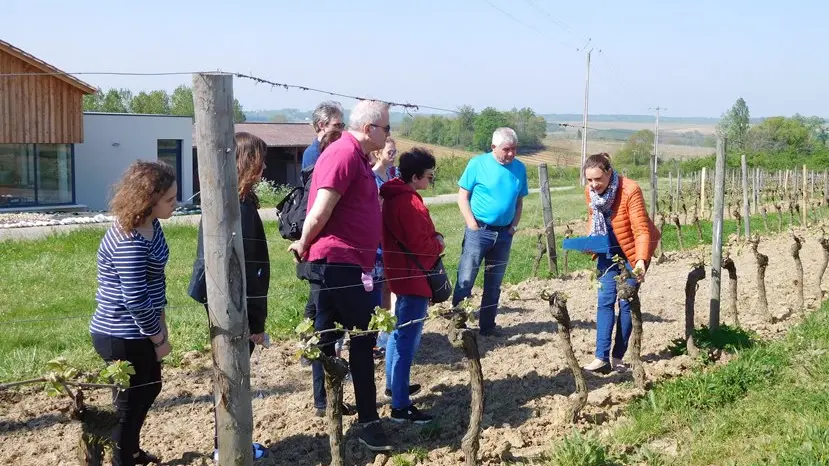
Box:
[3,160,829,465]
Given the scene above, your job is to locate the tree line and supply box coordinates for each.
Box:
[82,85,247,123]
[397,106,548,152]
[679,98,828,173]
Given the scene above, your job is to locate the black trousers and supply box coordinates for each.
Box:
[92,334,162,466]
[308,261,379,423]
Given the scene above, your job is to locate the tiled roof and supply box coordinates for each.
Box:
[192,122,315,148]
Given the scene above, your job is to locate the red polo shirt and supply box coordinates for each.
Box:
[306,131,381,271]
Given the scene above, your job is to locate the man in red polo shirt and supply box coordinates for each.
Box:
[288,100,393,452]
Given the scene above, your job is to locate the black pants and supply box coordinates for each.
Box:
[308,262,378,423]
[92,334,162,466]
[304,292,328,410]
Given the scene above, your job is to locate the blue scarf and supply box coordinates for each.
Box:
[589,170,619,236]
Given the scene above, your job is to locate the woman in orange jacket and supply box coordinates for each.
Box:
[582,152,659,374]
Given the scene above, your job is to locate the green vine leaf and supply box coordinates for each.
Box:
[369,306,397,334]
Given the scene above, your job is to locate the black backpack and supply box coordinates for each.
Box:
[276,165,314,240]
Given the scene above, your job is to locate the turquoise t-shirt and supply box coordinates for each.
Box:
[458,153,529,226]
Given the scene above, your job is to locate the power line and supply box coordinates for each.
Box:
[0,69,459,114]
[480,0,575,50]
[521,0,587,45]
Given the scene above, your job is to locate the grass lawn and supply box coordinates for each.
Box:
[0,182,807,382]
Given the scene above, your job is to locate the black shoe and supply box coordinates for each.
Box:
[390,405,433,424]
[384,384,422,399]
[478,326,502,337]
[314,402,357,417]
[358,421,393,452]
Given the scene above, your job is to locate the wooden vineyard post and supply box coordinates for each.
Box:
[817,228,829,302]
[449,315,484,466]
[791,234,804,312]
[538,164,559,275]
[193,72,254,466]
[669,172,674,212]
[321,355,349,466]
[700,167,707,219]
[563,224,573,275]
[546,292,588,421]
[741,154,750,237]
[710,137,727,333]
[685,263,706,358]
[722,254,739,327]
[753,167,759,215]
[749,235,775,323]
[802,165,808,227]
[617,266,646,390]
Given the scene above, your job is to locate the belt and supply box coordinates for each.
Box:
[475,220,511,232]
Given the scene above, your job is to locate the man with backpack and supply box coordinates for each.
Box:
[288,100,394,452]
[277,101,355,419]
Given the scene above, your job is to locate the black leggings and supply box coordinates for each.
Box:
[92,334,162,466]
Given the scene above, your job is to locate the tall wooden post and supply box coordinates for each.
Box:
[193,72,254,466]
[668,172,673,212]
[752,167,759,215]
[710,137,727,333]
[741,154,750,237]
[650,149,658,220]
[803,164,808,226]
[700,167,707,218]
[538,164,558,275]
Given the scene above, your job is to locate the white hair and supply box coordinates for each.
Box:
[311,101,343,132]
[492,127,518,147]
[348,100,390,131]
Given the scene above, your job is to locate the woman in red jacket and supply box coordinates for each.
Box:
[380,147,444,424]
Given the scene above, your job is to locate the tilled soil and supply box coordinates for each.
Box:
[1,226,826,466]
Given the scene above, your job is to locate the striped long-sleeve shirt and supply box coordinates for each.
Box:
[90,219,169,339]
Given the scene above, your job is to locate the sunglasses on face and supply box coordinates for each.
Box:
[370,124,391,135]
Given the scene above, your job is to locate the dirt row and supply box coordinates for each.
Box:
[1,226,826,465]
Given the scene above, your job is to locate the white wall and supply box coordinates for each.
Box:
[74,113,193,211]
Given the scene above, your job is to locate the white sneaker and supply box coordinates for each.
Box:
[583,358,611,374]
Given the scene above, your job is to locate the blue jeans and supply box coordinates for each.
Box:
[452,226,514,331]
[595,254,638,362]
[385,295,428,409]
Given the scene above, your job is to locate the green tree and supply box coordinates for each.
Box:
[747,116,811,153]
[615,129,654,166]
[234,99,247,123]
[98,88,132,113]
[455,105,477,149]
[83,90,104,111]
[716,97,751,150]
[473,107,510,151]
[170,85,194,117]
[130,90,171,115]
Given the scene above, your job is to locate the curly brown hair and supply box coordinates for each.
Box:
[109,160,177,231]
[235,132,267,208]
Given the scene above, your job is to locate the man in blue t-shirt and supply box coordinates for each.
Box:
[453,127,529,336]
[301,100,345,169]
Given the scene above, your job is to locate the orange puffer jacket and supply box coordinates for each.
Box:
[585,176,661,267]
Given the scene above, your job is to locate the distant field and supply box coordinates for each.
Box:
[556,120,718,135]
[395,135,714,169]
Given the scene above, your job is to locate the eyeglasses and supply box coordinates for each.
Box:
[370,124,391,135]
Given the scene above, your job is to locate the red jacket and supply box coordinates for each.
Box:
[380,178,444,298]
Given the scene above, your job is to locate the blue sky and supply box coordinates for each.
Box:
[4,0,826,118]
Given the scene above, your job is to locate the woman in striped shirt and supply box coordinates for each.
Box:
[90,160,177,466]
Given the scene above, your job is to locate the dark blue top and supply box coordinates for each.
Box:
[91,219,168,339]
[302,138,321,169]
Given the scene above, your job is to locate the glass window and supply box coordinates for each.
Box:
[157,139,182,201]
[36,144,74,204]
[0,144,37,207]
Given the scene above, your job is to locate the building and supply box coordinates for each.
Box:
[191,122,315,196]
[0,40,194,212]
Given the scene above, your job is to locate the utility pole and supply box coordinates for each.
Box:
[648,106,665,219]
[579,47,592,186]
